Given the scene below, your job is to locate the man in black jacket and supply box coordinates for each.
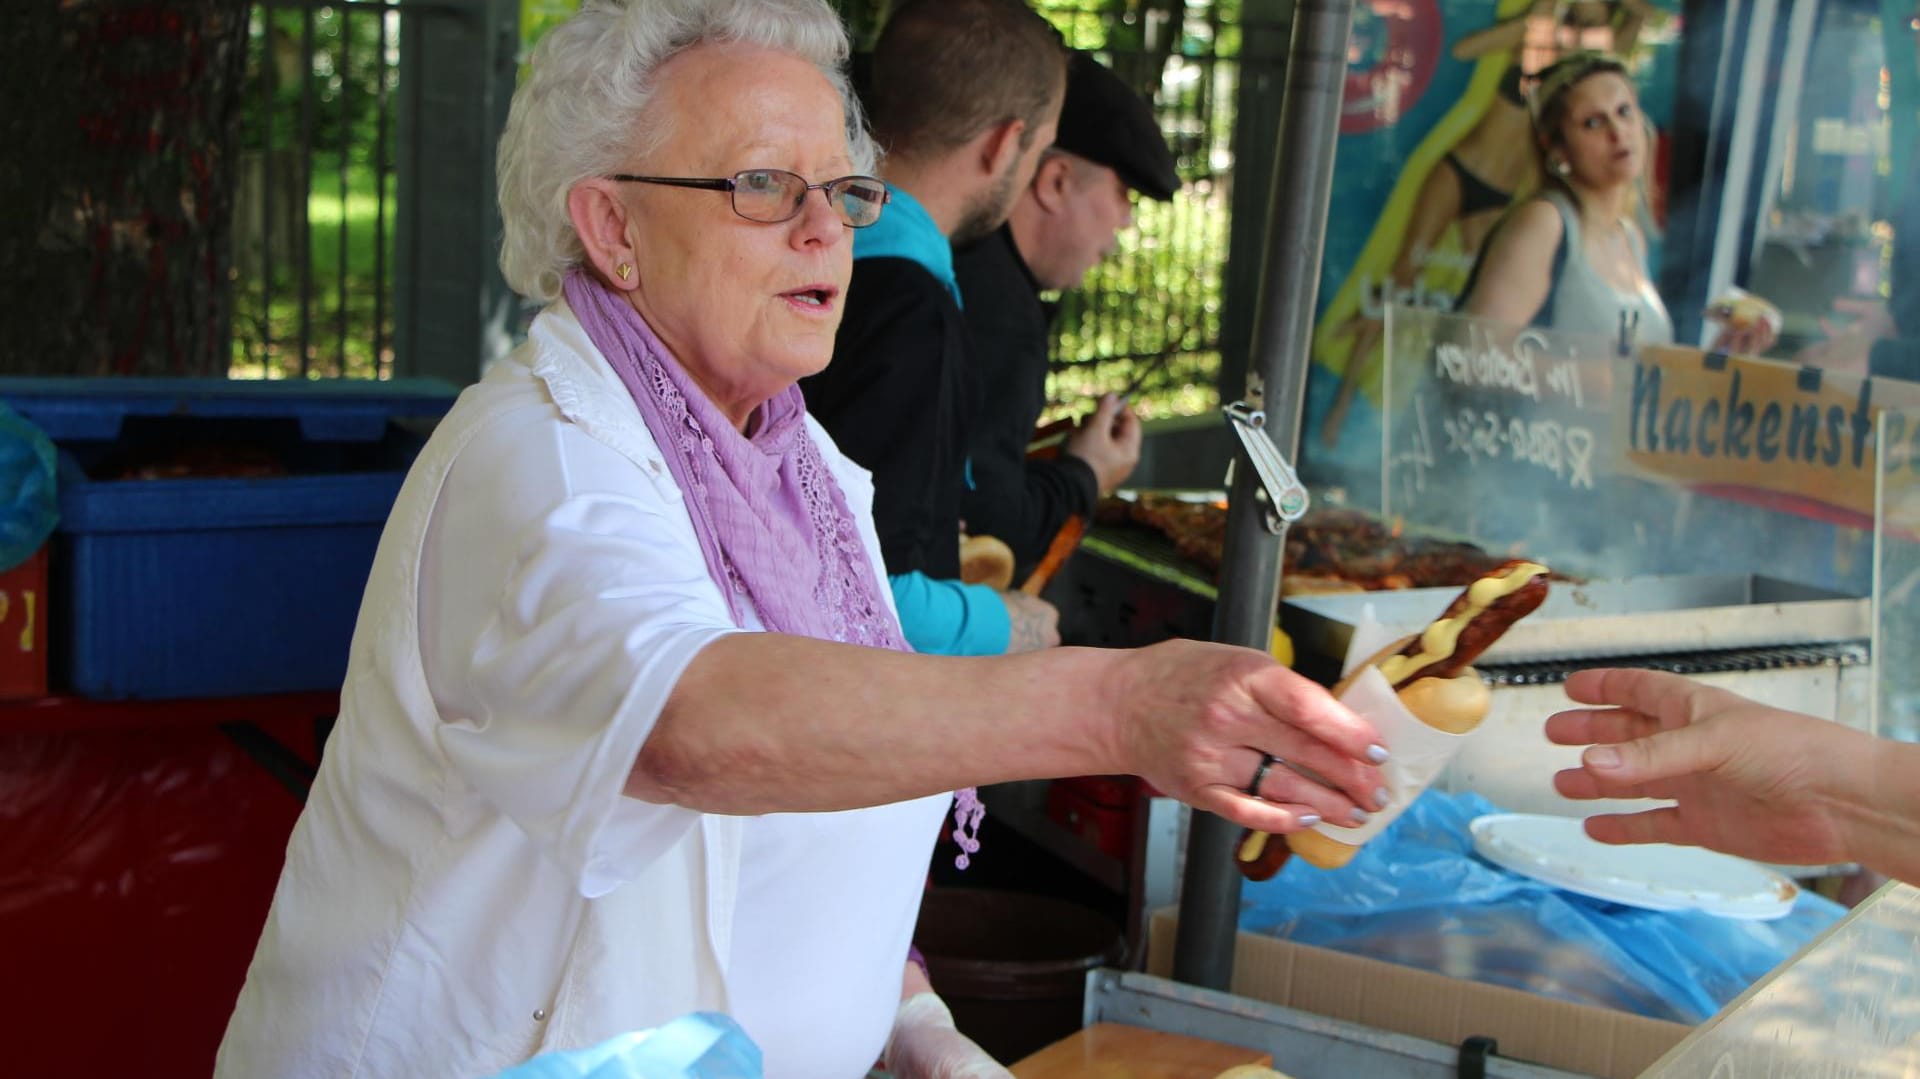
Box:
[801,0,1066,656]
[953,51,1180,581]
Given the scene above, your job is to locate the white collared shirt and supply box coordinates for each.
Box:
[214,301,949,1079]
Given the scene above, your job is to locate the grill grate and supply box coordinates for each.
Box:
[1480,641,1871,686]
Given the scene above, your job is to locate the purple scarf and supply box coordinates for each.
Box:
[563,270,984,869]
[563,270,909,652]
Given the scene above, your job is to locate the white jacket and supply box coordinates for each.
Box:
[215,301,948,1079]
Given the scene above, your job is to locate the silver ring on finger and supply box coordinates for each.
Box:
[1246,752,1282,797]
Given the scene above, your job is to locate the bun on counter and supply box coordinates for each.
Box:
[1329,639,1494,735]
[958,534,1016,591]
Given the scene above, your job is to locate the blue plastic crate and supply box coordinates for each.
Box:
[0,378,458,700]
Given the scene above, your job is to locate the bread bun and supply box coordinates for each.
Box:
[958,534,1015,591]
[1285,642,1490,869]
[1285,826,1360,869]
[1330,637,1415,696]
[1332,637,1491,735]
[1396,671,1491,735]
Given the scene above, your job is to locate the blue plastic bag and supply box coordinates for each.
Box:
[488,1013,762,1079]
[1239,790,1846,1023]
[0,403,56,572]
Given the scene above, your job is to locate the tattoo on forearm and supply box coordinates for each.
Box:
[1009,606,1049,652]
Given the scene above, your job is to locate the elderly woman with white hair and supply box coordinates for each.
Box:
[213,1,1390,1076]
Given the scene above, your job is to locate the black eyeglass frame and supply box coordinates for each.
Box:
[608,169,890,228]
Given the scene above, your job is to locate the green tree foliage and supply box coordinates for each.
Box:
[234,0,1237,403]
[244,6,392,162]
[1032,0,1239,420]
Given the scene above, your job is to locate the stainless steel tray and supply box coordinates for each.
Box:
[1281,574,1869,665]
[1083,970,1583,1078]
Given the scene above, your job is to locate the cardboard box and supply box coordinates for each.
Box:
[1147,908,1689,1079]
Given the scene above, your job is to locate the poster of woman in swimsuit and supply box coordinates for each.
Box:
[1299,0,1680,502]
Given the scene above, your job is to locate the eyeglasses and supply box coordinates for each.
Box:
[609,168,889,228]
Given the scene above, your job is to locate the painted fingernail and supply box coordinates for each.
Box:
[1297,813,1322,828]
[1366,744,1391,764]
[1586,746,1622,769]
[1374,786,1392,809]
[1349,808,1371,826]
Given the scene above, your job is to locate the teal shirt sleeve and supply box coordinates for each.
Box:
[887,572,1010,656]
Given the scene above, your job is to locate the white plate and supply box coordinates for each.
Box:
[1470,813,1799,920]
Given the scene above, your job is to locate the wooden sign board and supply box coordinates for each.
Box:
[1623,345,1920,526]
[1381,307,1897,590]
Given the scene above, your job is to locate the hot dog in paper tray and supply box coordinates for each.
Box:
[1238,560,1550,877]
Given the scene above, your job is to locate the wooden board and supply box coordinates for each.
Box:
[1010,1022,1274,1079]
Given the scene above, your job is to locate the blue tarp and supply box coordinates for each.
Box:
[1240,790,1846,1023]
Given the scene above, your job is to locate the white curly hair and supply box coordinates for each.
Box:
[496,0,877,302]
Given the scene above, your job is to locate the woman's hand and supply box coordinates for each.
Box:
[1107,640,1390,836]
[1709,318,1778,357]
[1704,289,1782,355]
[1546,668,1868,866]
[644,635,1380,820]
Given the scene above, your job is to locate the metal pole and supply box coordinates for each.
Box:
[1172,0,1355,992]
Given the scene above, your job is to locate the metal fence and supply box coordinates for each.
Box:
[232,0,403,380]
[229,0,1241,398]
[1039,0,1238,420]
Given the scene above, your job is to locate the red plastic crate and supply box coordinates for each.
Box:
[0,546,49,699]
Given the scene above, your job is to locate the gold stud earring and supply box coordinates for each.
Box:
[615,262,633,282]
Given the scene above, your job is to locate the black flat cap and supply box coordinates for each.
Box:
[1051,51,1181,201]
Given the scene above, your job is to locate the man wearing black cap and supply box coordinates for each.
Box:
[954,50,1181,581]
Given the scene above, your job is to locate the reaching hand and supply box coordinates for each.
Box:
[1108,639,1390,836]
[999,591,1060,653]
[1546,668,1869,866]
[1063,393,1142,496]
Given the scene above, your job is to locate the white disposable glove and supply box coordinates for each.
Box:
[881,992,1013,1079]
